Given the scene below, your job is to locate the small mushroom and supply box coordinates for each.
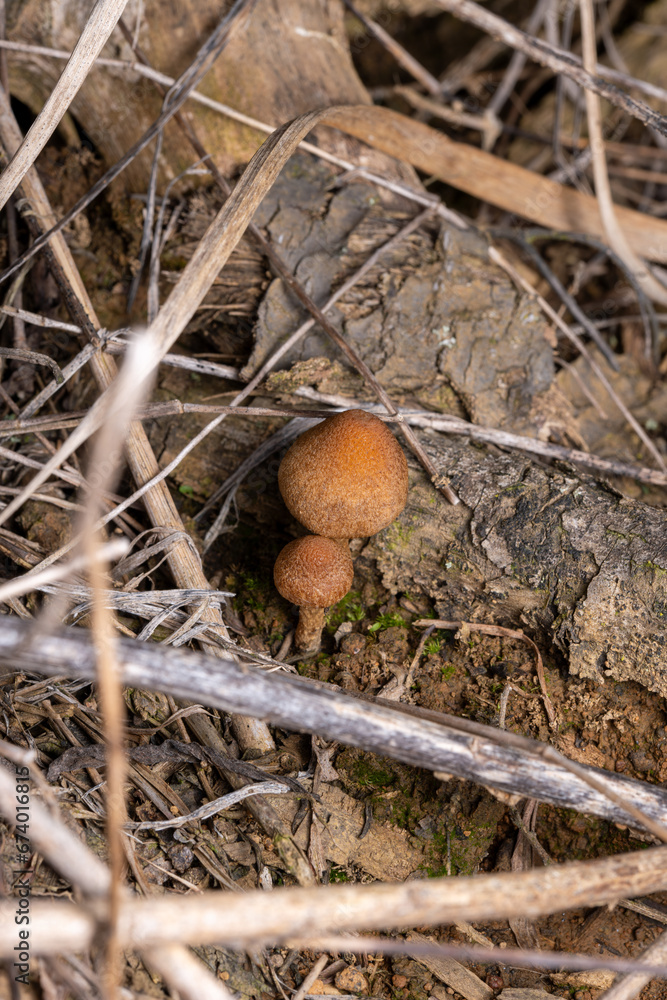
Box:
[274,534,354,651]
[278,409,408,538]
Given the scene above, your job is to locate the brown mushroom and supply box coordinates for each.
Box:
[274,534,354,651]
[278,409,408,538]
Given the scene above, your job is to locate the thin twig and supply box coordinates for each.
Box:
[295,388,667,487]
[6,848,667,957]
[3,617,667,836]
[2,34,666,129]
[292,955,330,1000]
[0,345,64,383]
[342,0,442,96]
[126,781,290,831]
[0,304,81,332]
[415,619,556,730]
[290,936,667,981]
[389,85,501,150]
[431,0,667,136]
[0,538,128,604]
[492,233,618,369]
[519,229,660,369]
[486,0,551,117]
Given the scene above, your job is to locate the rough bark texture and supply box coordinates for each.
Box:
[244,153,554,433]
[362,434,667,695]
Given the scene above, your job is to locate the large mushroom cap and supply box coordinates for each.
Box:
[274,535,353,608]
[278,409,408,538]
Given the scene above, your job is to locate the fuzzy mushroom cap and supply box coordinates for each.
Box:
[274,535,354,608]
[278,409,409,538]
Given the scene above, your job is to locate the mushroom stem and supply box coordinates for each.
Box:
[295,606,326,651]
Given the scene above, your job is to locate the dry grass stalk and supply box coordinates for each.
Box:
[77,332,164,996]
[0,303,81,332]
[0,537,128,602]
[285,935,667,981]
[342,0,442,96]
[578,0,667,307]
[0,331,165,528]
[0,753,239,999]
[163,98,667,261]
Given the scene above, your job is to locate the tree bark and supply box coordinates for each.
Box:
[362,432,667,696]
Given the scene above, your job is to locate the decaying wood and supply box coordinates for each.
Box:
[362,434,667,697]
[1,616,667,832]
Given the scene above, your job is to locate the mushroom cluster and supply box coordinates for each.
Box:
[274,409,408,651]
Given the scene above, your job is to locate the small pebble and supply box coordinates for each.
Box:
[487,976,504,990]
[335,967,369,994]
[392,975,408,989]
[339,633,366,655]
[309,979,341,996]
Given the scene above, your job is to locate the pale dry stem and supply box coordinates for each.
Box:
[578,0,667,307]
